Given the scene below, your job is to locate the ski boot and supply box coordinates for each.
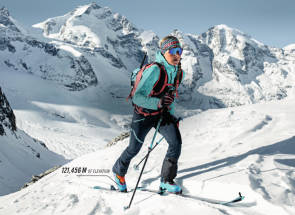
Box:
[159,179,182,194]
[114,174,127,192]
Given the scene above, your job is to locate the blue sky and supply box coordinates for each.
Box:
[1,0,295,48]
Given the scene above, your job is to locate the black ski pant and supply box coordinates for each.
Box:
[112,110,182,182]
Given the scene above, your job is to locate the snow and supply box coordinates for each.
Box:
[33,4,125,51]
[284,44,295,51]
[1,95,295,214]
[52,42,82,57]
[139,31,157,45]
[0,128,66,196]
[1,2,295,215]
[0,69,129,160]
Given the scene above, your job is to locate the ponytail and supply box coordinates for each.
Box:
[174,61,182,98]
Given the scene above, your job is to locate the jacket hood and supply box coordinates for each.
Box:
[155,51,179,71]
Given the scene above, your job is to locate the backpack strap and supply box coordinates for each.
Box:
[127,62,182,106]
[126,63,155,101]
[134,105,164,117]
[148,62,168,97]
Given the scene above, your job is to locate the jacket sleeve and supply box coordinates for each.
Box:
[132,65,161,110]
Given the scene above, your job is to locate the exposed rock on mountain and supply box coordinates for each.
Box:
[0,86,66,196]
[0,7,97,91]
[33,3,146,72]
[172,25,295,109]
[0,86,16,135]
[1,5,295,108]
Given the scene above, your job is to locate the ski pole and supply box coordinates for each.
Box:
[133,136,165,170]
[124,113,163,210]
[140,52,147,69]
[132,86,176,171]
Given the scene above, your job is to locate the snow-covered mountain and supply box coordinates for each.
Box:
[171,26,295,109]
[2,3,295,110]
[0,7,98,91]
[0,87,66,196]
[0,7,20,33]
[0,4,142,159]
[284,44,295,52]
[1,3,295,214]
[32,3,152,76]
[0,3,160,164]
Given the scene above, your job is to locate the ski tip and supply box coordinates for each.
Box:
[93,186,100,189]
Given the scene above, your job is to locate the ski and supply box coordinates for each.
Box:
[93,185,132,193]
[93,185,245,206]
[137,187,245,205]
[93,185,162,195]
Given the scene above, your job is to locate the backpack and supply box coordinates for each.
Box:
[127,62,183,100]
[126,54,183,116]
[127,62,169,101]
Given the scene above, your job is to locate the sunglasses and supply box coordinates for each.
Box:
[169,47,183,55]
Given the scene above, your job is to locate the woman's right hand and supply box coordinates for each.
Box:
[159,93,175,108]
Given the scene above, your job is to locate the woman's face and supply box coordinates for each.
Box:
[164,49,182,66]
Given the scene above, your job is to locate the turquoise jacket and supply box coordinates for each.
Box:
[132,51,185,115]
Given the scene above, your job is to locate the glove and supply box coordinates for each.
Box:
[161,111,182,127]
[159,93,175,108]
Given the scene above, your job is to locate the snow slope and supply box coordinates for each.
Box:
[0,68,130,160]
[0,87,66,196]
[1,2,295,214]
[0,5,147,159]
[0,127,66,196]
[1,96,295,214]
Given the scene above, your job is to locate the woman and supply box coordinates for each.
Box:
[112,36,185,193]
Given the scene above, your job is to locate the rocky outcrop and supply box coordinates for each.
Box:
[107,132,130,147]
[22,165,61,189]
[0,7,20,32]
[0,87,16,135]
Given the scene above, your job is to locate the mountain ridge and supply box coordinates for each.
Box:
[2,4,295,110]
